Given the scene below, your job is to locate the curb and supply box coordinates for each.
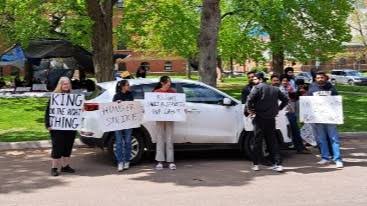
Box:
[0,139,85,151]
[0,133,365,152]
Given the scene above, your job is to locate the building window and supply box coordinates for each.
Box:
[140,62,150,71]
[164,61,173,71]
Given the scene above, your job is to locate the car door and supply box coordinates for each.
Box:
[180,83,242,144]
[134,83,188,143]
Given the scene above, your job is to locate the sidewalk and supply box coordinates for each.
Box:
[0,133,365,151]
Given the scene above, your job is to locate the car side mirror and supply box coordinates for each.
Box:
[223,98,233,106]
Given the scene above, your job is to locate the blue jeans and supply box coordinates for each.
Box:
[286,112,305,152]
[114,129,133,164]
[313,124,342,162]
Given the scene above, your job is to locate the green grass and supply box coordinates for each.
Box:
[0,75,366,142]
[0,98,49,142]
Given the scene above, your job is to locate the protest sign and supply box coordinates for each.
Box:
[49,93,85,130]
[299,96,343,124]
[144,92,186,122]
[15,87,31,92]
[32,84,47,91]
[99,101,143,132]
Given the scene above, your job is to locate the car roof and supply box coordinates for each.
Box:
[332,69,357,72]
[97,78,204,89]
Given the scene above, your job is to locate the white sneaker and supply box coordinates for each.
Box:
[317,159,330,165]
[117,163,124,172]
[155,163,163,170]
[124,162,130,169]
[271,165,284,172]
[252,165,260,171]
[169,163,176,170]
[335,161,344,168]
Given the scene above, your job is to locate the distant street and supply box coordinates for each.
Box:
[1,136,367,206]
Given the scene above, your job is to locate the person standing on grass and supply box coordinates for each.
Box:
[270,74,280,87]
[246,73,288,172]
[241,71,256,104]
[153,76,177,170]
[307,72,343,168]
[45,77,77,176]
[113,80,134,172]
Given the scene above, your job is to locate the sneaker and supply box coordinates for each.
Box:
[252,165,260,171]
[124,162,130,169]
[317,159,330,165]
[169,163,176,170]
[117,163,124,172]
[335,161,344,168]
[61,165,75,173]
[155,163,164,170]
[271,165,284,172]
[297,148,312,154]
[51,168,59,176]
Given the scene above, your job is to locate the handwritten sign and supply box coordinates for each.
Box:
[99,101,143,132]
[299,96,343,124]
[32,84,47,91]
[49,93,85,130]
[144,92,186,122]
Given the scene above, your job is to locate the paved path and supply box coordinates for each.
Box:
[0,137,367,206]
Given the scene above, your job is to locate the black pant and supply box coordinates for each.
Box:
[253,116,281,165]
[50,130,76,159]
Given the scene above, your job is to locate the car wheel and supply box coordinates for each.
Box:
[348,79,354,85]
[331,79,336,85]
[243,131,269,160]
[107,129,145,164]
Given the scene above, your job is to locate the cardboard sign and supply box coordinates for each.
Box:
[99,101,143,132]
[144,92,186,122]
[49,93,85,130]
[15,87,31,92]
[300,96,343,124]
[32,84,47,91]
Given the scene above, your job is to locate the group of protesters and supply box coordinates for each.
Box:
[242,67,343,172]
[45,67,343,176]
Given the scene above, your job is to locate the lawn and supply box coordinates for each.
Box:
[0,75,366,142]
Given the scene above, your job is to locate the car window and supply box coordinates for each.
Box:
[346,71,361,77]
[85,85,105,100]
[181,83,225,104]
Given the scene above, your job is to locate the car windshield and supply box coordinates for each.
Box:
[345,71,362,77]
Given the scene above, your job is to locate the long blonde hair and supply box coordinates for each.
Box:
[53,77,71,93]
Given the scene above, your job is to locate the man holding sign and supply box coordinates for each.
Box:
[305,72,343,168]
[45,77,84,176]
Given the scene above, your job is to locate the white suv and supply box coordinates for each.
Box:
[330,69,367,85]
[79,78,291,163]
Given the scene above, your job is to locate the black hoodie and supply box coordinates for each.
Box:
[307,82,338,96]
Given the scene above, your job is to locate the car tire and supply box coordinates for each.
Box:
[107,129,145,164]
[348,79,354,85]
[331,79,336,85]
[243,131,269,161]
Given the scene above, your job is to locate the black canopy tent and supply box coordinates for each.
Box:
[24,38,94,73]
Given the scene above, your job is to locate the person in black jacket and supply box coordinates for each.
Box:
[113,80,135,172]
[241,71,256,104]
[45,77,77,176]
[246,73,288,172]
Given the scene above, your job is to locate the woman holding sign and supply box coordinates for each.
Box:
[153,76,177,170]
[45,77,77,176]
[113,80,134,172]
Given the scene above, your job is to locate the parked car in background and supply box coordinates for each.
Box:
[295,72,313,84]
[78,78,291,164]
[330,69,367,85]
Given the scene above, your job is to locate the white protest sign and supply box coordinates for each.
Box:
[99,101,143,132]
[15,87,31,92]
[299,96,343,124]
[49,93,85,130]
[144,92,186,122]
[32,84,47,91]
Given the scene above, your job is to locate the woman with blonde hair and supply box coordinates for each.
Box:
[45,77,77,176]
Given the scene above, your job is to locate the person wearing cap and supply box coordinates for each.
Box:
[245,72,289,172]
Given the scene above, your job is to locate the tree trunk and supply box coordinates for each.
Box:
[198,0,221,87]
[86,0,115,82]
[272,51,284,74]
